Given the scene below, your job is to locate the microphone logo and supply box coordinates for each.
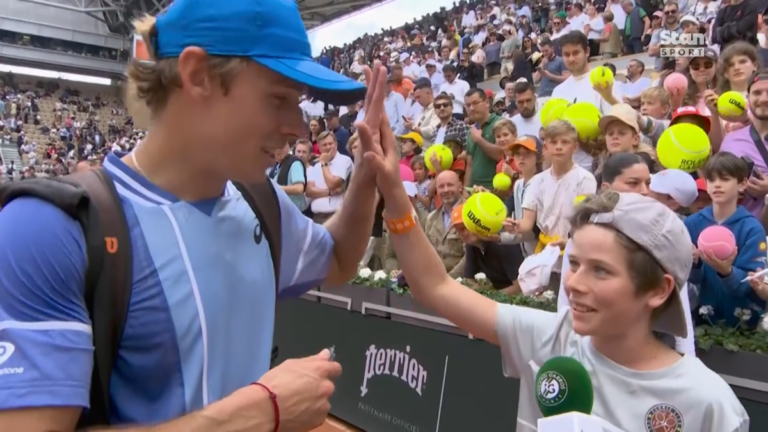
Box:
[536,371,568,407]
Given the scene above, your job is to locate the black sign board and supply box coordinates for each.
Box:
[275,300,768,431]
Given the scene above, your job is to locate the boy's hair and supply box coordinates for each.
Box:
[126,15,248,128]
[410,154,427,171]
[544,120,579,142]
[571,191,671,314]
[703,152,749,182]
[640,87,670,107]
[493,118,518,137]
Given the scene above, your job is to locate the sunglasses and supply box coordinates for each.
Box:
[664,9,678,15]
[434,103,451,109]
[553,21,562,25]
[689,61,714,71]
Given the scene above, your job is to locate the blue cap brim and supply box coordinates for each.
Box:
[254,57,367,106]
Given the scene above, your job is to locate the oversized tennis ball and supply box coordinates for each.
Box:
[462,192,508,237]
[697,225,736,260]
[574,195,587,205]
[589,66,614,88]
[492,173,512,192]
[564,102,602,142]
[717,91,747,118]
[540,98,570,128]
[657,123,711,173]
[424,144,454,173]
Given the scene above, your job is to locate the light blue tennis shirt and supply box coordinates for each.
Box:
[0,153,334,424]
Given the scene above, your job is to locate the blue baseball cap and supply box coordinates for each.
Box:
[154,0,367,106]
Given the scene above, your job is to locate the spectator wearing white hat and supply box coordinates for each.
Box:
[649,169,700,216]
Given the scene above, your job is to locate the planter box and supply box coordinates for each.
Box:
[299,291,319,302]
[389,293,468,336]
[320,284,390,317]
[699,346,768,386]
[699,346,768,403]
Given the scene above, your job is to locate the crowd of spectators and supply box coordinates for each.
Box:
[269,0,768,349]
[0,72,143,182]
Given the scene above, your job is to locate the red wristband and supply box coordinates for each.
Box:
[251,382,279,432]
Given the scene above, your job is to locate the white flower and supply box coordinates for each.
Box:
[373,270,387,281]
[389,270,400,280]
[358,267,372,278]
[734,307,743,318]
[474,272,487,281]
[759,314,768,333]
[541,291,556,300]
[455,277,464,284]
[741,309,753,321]
[698,305,714,316]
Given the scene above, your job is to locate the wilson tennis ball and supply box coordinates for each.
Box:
[424,144,454,173]
[492,173,513,192]
[564,102,602,142]
[657,123,711,172]
[540,98,570,128]
[589,66,614,88]
[717,91,747,118]
[697,225,736,260]
[574,195,587,205]
[462,192,508,237]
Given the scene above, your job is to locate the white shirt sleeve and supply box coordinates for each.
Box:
[675,283,697,356]
[557,240,573,312]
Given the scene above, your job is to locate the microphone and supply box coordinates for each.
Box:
[535,357,625,431]
[535,356,594,417]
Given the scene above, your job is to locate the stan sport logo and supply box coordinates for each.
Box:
[658,30,707,58]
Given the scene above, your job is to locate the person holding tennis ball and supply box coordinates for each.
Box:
[502,120,597,291]
[550,32,622,171]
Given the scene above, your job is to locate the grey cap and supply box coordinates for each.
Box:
[587,192,692,338]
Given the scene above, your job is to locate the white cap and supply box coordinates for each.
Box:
[650,169,698,207]
[400,52,410,62]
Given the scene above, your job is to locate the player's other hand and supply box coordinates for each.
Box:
[221,349,341,432]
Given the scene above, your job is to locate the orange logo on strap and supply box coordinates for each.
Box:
[105,237,118,254]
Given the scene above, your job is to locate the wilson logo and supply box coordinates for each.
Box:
[360,344,427,397]
[105,237,118,254]
[466,210,491,233]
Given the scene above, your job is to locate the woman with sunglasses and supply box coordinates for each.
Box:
[681,48,726,152]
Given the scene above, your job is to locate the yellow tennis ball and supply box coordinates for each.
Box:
[424,144,454,173]
[717,91,747,118]
[574,195,587,205]
[657,123,711,173]
[564,102,602,142]
[492,173,513,192]
[540,98,570,127]
[590,66,614,88]
[462,192,508,237]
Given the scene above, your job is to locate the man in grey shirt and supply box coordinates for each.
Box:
[534,39,569,98]
[500,28,520,77]
[649,1,682,70]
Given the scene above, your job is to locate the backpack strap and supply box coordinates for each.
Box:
[233,179,282,367]
[0,169,132,427]
[59,168,132,427]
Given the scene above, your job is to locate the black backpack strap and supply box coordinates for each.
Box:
[0,169,131,426]
[57,169,132,427]
[233,179,282,367]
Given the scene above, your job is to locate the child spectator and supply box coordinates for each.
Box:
[398,132,423,167]
[685,153,767,328]
[500,136,543,257]
[411,155,433,213]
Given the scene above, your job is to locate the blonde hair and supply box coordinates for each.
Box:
[346,132,360,155]
[640,87,670,107]
[125,15,249,127]
[544,120,579,142]
[316,130,336,143]
[493,118,518,138]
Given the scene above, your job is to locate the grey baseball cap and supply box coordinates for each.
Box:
[586,192,692,338]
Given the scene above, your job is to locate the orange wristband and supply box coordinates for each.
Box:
[385,213,417,235]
